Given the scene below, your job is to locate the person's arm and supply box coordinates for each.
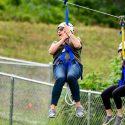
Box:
[64,26,81,49]
[49,34,68,55]
[49,39,64,55]
[68,33,81,49]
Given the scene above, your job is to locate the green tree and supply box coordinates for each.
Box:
[10,0,21,6]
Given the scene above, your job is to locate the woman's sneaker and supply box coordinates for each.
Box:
[113,116,123,125]
[102,116,114,125]
[75,106,84,117]
[48,109,56,118]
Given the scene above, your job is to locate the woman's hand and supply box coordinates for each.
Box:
[49,33,68,55]
[64,25,72,36]
[61,33,69,41]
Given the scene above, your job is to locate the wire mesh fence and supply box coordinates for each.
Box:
[0,75,10,125]
[0,57,53,83]
[1,73,125,125]
[1,57,125,125]
[0,73,52,125]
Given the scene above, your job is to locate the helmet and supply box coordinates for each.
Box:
[118,42,125,52]
[57,22,74,33]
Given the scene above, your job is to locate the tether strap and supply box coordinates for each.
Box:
[65,6,69,25]
[64,0,69,25]
[64,0,68,5]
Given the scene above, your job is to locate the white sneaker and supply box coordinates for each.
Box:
[48,109,56,118]
[75,106,84,118]
[102,116,114,125]
[113,116,123,125]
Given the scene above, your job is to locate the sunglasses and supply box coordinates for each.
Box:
[118,49,122,53]
[57,27,64,32]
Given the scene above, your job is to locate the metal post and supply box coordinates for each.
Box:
[49,62,53,83]
[9,76,14,125]
[87,91,91,125]
[48,62,53,103]
[47,62,53,124]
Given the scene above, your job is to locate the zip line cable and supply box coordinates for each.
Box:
[58,0,120,19]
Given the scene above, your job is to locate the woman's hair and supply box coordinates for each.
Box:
[57,22,74,33]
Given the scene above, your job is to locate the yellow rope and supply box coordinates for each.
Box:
[122,26,125,59]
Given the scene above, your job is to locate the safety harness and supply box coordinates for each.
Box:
[54,43,82,70]
[60,44,75,66]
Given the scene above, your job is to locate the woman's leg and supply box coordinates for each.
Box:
[101,85,118,124]
[51,63,66,107]
[101,85,118,116]
[67,61,82,105]
[67,61,84,117]
[112,85,125,117]
[49,63,66,118]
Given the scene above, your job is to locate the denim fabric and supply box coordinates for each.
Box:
[51,60,83,105]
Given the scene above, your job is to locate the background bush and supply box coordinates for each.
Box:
[0,0,125,27]
[80,56,122,91]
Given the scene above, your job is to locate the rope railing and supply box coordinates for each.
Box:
[0,61,51,67]
[0,72,53,87]
[0,56,50,67]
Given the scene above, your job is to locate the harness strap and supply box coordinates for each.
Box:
[118,66,125,86]
[60,45,75,66]
[64,0,69,25]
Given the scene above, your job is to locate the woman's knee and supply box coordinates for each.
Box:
[56,76,65,83]
[67,74,76,82]
[101,92,105,99]
[101,91,108,99]
[112,90,118,98]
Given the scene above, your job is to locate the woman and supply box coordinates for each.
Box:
[101,42,125,125]
[48,22,84,118]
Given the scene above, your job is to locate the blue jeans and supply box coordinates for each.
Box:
[51,60,83,106]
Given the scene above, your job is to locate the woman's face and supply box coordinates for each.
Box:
[118,50,125,58]
[118,51,122,58]
[57,27,65,39]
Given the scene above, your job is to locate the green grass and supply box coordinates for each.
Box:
[0,21,121,77]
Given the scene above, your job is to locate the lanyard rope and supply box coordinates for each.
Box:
[118,16,125,86]
[119,16,125,60]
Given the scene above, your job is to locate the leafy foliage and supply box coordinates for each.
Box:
[108,57,122,84]
[74,0,125,28]
[0,0,125,27]
[9,0,21,6]
[79,56,122,91]
[79,72,107,91]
